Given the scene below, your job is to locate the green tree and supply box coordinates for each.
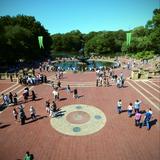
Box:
[84,32,116,56]
[51,30,83,52]
[0,15,52,64]
[3,25,34,62]
[146,9,160,54]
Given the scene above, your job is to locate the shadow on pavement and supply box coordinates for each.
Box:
[0,123,11,129]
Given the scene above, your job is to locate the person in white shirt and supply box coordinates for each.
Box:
[117,99,122,114]
[13,108,18,121]
[127,103,133,117]
[29,106,36,120]
[148,108,153,115]
[52,90,59,101]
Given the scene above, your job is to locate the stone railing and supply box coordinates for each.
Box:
[0,68,35,80]
[131,68,160,80]
[0,73,18,80]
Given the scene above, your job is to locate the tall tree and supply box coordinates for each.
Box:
[146,9,160,54]
[0,15,52,63]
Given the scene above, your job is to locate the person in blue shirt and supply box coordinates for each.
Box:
[134,100,142,113]
[142,108,152,130]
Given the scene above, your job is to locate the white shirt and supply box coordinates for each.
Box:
[117,101,122,107]
[128,105,133,111]
[52,90,58,96]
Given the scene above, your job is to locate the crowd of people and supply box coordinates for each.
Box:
[96,69,109,87]
[1,92,18,106]
[1,86,37,126]
[45,100,60,118]
[1,59,156,132]
[22,87,36,102]
[12,104,36,125]
[116,99,153,130]
[1,57,158,160]
[2,88,37,106]
[96,67,125,88]
[18,73,47,85]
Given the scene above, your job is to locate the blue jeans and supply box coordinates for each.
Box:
[128,110,132,117]
[143,119,150,130]
[117,106,122,114]
[134,108,139,113]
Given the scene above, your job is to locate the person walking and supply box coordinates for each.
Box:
[1,93,5,104]
[117,99,122,114]
[116,77,122,88]
[45,100,50,114]
[57,80,61,88]
[23,151,32,160]
[13,108,18,121]
[49,105,54,118]
[52,101,59,112]
[10,74,13,82]
[134,100,142,113]
[103,77,107,87]
[73,88,78,99]
[66,85,71,93]
[52,89,59,101]
[31,90,36,101]
[127,103,133,117]
[9,92,13,103]
[3,94,9,106]
[106,77,109,87]
[29,106,36,120]
[13,93,18,105]
[135,111,142,127]
[51,81,55,89]
[23,88,29,102]
[19,109,26,125]
[96,78,99,87]
[142,108,152,130]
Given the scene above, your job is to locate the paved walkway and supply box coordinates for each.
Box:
[0,68,159,160]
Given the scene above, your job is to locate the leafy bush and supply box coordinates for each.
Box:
[134,51,155,60]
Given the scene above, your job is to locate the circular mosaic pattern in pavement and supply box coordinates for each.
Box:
[66,111,90,124]
[50,104,106,136]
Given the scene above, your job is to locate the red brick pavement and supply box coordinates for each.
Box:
[0,69,159,160]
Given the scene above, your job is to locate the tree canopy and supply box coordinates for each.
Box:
[0,9,159,64]
[0,15,52,64]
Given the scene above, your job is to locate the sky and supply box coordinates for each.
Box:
[0,0,159,34]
